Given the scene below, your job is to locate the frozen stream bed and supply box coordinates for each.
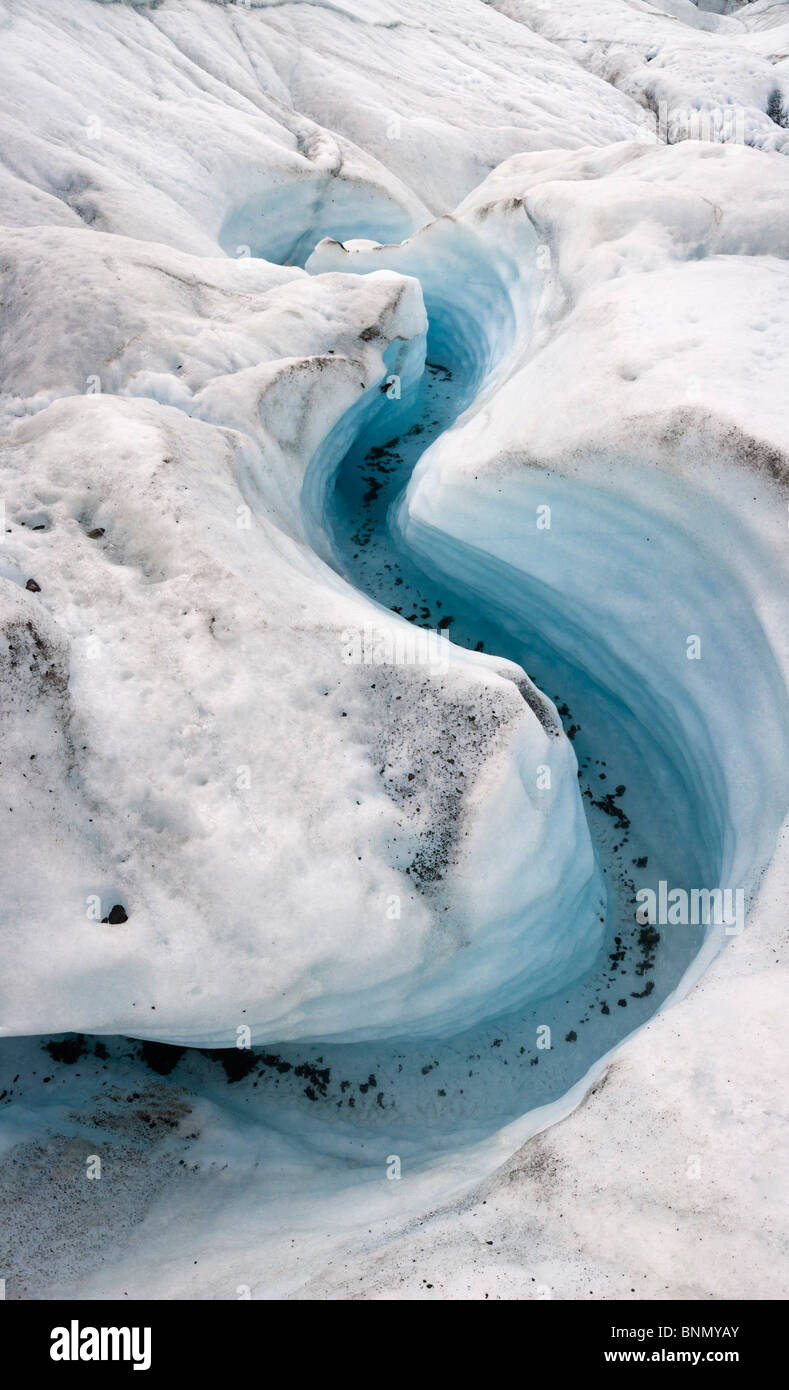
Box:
[3,182,788,1301]
[0,0,788,1300]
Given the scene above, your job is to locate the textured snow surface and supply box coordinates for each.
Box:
[490,0,789,153]
[1,0,788,1300]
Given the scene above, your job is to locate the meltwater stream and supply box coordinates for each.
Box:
[269,244,706,1143]
[3,204,786,1289]
[3,234,705,1145]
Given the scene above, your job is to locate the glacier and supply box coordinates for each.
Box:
[0,0,788,1301]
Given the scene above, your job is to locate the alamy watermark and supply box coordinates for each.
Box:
[341,623,451,672]
[641,101,746,147]
[636,881,744,936]
[50,1321,151,1371]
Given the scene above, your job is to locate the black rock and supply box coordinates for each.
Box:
[101,903,128,924]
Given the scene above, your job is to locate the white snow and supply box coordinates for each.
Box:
[0,0,787,1302]
[490,0,789,153]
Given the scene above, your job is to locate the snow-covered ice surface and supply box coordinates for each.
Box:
[490,0,789,152]
[0,0,788,1299]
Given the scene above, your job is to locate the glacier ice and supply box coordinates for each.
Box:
[0,0,788,1301]
[0,220,607,1045]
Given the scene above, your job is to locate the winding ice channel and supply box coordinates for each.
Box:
[3,201,789,1223]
